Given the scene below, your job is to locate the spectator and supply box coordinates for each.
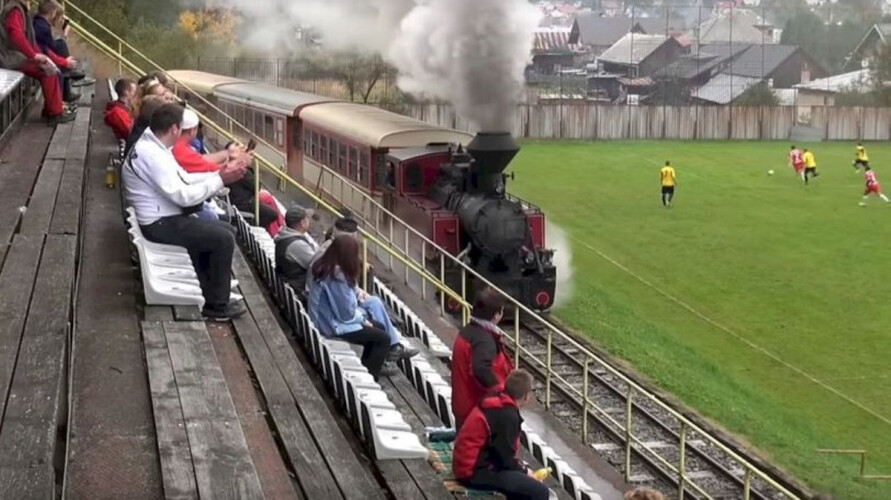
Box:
[138,70,168,88]
[172,110,277,228]
[173,109,241,171]
[275,204,319,295]
[123,95,163,159]
[308,235,393,380]
[453,370,549,500]
[32,1,87,103]
[104,77,136,142]
[190,122,205,153]
[451,287,514,429]
[122,103,248,320]
[0,0,74,124]
[304,211,412,364]
[133,79,166,119]
[222,140,279,229]
[624,488,665,500]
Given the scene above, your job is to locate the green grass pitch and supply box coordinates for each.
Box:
[509,140,891,500]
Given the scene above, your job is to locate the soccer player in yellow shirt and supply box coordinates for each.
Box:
[660,161,677,207]
[802,148,819,185]
[853,142,869,171]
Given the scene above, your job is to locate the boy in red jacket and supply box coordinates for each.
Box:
[0,0,74,124]
[451,287,514,429]
[453,370,549,500]
[104,78,136,142]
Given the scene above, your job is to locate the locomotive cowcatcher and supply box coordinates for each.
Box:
[385,132,557,311]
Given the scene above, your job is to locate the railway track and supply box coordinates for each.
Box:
[514,318,803,500]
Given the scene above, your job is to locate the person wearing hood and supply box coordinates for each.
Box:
[105,78,136,142]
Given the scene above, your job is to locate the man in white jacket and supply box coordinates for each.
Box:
[123,104,248,320]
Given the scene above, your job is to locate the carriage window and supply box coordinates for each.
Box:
[304,127,311,153]
[264,115,274,142]
[310,130,317,158]
[338,142,347,174]
[349,147,358,181]
[276,118,284,147]
[320,135,328,163]
[360,151,370,186]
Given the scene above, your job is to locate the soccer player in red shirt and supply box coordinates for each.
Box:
[860,167,890,206]
[789,145,805,181]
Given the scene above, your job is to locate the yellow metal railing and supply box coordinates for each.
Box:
[68,6,806,499]
[817,449,891,481]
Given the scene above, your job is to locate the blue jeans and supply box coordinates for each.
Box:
[194,203,220,222]
[360,295,399,346]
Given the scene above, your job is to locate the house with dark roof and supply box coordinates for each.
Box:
[569,14,685,58]
[692,8,777,45]
[587,33,687,101]
[529,28,580,76]
[843,24,891,71]
[691,44,826,104]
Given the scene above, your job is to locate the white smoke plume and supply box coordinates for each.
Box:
[210,0,539,131]
[546,222,574,309]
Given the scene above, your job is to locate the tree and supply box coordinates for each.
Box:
[179,8,240,54]
[734,82,779,106]
[782,11,868,73]
[869,44,891,105]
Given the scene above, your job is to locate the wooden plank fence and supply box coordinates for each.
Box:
[386,103,891,141]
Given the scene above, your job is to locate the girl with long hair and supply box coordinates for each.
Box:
[307,235,391,379]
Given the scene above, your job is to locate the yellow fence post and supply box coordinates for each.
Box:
[362,239,368,291]
[545,330,552,409]
[581,356,589,445]
[625,386,633,483]
[253,158,260,224]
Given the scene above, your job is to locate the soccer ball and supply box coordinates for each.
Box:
[768,169,775,176]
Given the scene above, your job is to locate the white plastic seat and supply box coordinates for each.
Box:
[362,419,428,460]
[366,408,411,432]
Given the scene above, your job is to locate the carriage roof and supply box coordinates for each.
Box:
[299,102,473,149]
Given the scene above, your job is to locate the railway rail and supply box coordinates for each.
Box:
[513,317,801,500]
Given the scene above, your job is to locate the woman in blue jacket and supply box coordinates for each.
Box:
[308,235,391,379]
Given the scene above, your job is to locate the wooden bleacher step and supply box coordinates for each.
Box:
[142,320,264,500]
[231,250,387,500]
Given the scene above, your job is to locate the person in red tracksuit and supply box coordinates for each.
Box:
[453,370,549,500]
[451,287,515,429]
[0,0,74,124]
[104,78,136,142]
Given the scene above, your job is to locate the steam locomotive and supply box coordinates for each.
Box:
[167,70,557,311]
[421,133,557,311]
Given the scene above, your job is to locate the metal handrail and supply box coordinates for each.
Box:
[68,7,804,498]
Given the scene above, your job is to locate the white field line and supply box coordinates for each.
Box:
[568,233,891,428]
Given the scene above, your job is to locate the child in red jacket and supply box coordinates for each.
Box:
[453,370,548,500]
[451,287,514,429]
[104,78,136,142]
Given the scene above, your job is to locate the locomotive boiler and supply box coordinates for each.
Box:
[426,132,557,311]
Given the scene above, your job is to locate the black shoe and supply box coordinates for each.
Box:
[45,111,76,126]
[64,92,82,103]
[71,77,96,87]
[380,362,400,377]
[388,343,420,362]
[202,300,248,322]
[64,69,86,80]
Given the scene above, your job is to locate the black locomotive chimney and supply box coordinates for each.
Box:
[466,131,520,195]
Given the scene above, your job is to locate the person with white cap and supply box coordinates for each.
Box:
[275,204,320,294]
[173,109,279,229]
[123,103,249,321]
[173,108,241,171]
